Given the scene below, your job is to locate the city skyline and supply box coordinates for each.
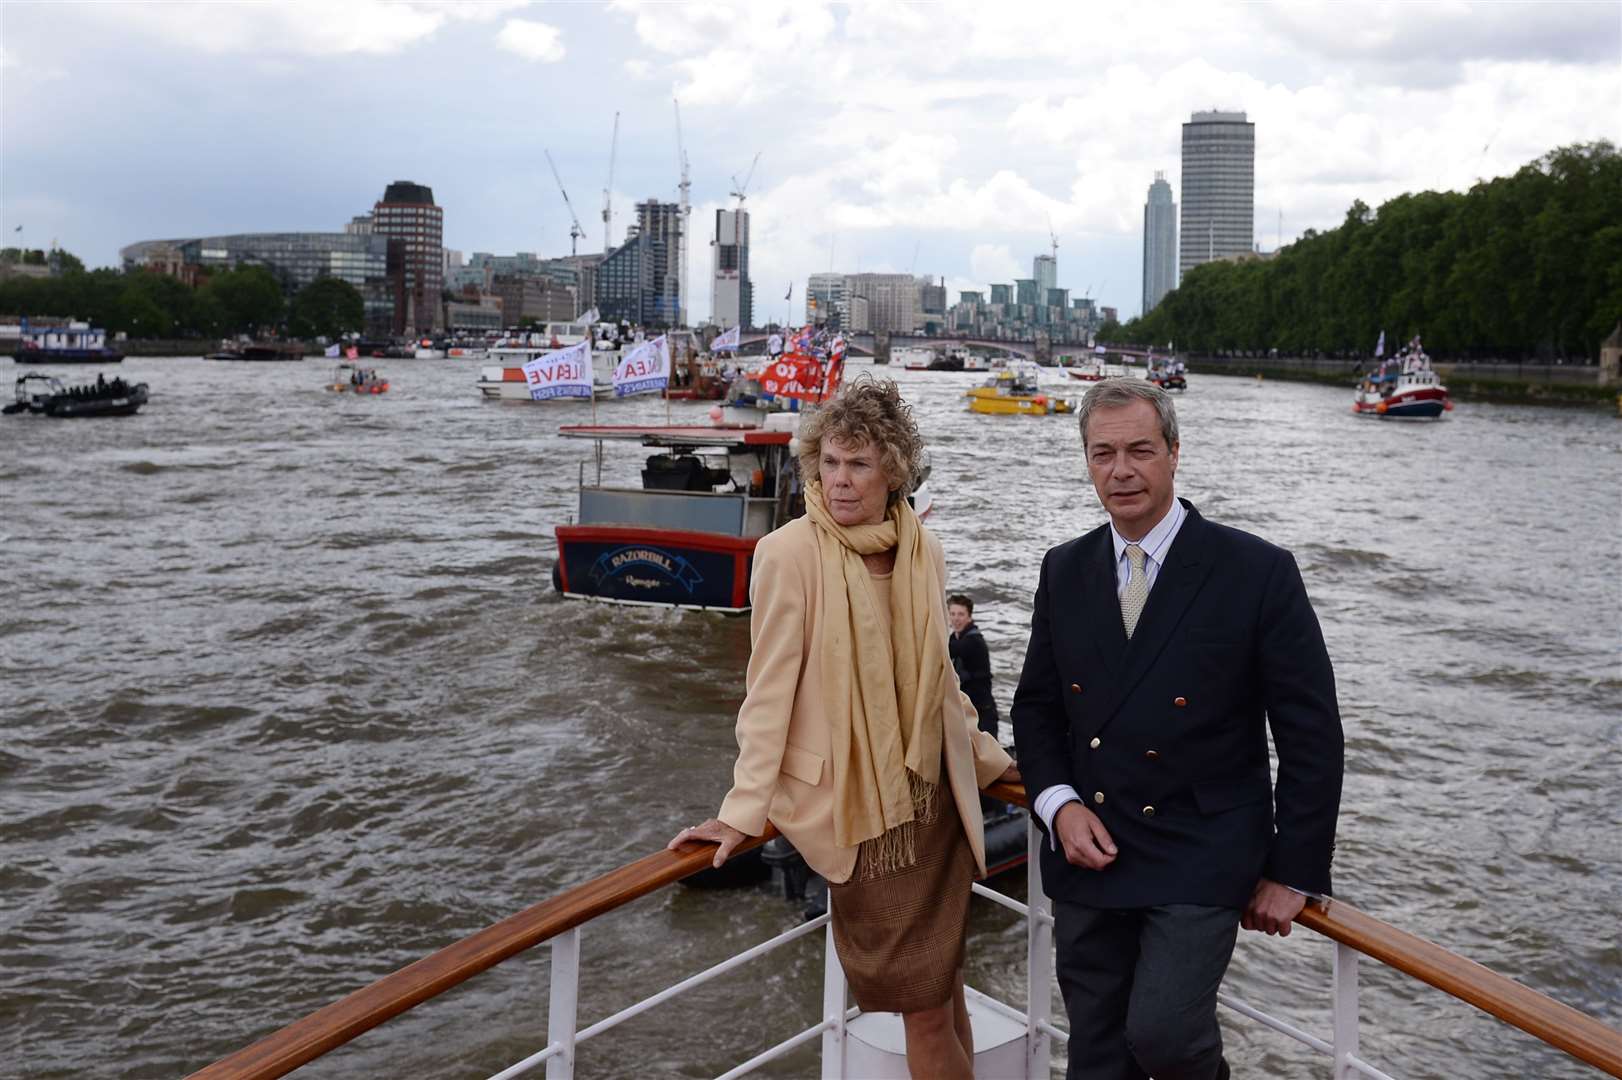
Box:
[2,1,1617,322]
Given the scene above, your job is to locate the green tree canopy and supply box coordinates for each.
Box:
[288,276,364,339]
[199,267,285,336]
[1124,141,1621,361]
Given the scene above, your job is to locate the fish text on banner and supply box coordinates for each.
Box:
[757,352,827,402]
[710,325,741,352]
[522,339,594,400]
[613,334,670,397]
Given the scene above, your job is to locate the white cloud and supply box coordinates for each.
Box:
[3,0,1617,324]
[83,0,529,56]
[969,244,1022,284]
[496,18,566,63]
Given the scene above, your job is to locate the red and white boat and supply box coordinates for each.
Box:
[1353,337,1452,420]
[476,346,617,400]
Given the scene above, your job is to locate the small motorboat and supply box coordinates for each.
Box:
[326,363,389,394]
[1148,358,1188,390]
[965,365,1075,416]
[4,371,149,417]
[1353,337,1452,419]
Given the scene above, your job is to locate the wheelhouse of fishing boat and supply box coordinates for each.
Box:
[552,420,803,612]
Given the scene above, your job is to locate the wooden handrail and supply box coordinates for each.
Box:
[988,780,1622,1076]
[1296,900,1622,1075]
[187,782,1622,1079]
[185,826,779,1080]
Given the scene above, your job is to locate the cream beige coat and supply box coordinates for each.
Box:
[717,516,1014,884]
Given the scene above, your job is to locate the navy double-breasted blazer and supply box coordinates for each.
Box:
[1011,499,1344,910]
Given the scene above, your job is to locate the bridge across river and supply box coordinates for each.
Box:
[708,330,1158,364]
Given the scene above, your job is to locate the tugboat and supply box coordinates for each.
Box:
[1353,336,1452,419]
[9,322,124,364]
[965,364,1075,416]
[4,371,148,417]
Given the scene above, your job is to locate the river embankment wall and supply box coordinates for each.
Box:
[111,338,331,357]
[1185,354,1617,407]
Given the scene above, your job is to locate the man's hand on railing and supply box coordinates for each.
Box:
[996,762,1021,783]
[668,818,749,868]
[1243,878,1307,937]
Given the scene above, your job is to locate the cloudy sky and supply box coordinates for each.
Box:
[2,0,1618,321]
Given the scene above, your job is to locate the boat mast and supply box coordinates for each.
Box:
[603,111,619,256]
[674,98,690,328]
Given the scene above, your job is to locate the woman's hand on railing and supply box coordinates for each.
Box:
[668,818,749,868]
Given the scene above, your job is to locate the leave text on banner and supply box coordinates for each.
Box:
[522,340,593,400]
[613,335,670,397]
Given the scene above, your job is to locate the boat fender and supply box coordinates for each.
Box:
[750,468,765,495]
[1375,400,1387,414]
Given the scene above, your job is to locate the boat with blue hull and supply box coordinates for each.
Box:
[552,416,934,613]
[552,422,800,612]
[9,322,124,364]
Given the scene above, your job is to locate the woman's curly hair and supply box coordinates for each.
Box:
[796,375,926,505]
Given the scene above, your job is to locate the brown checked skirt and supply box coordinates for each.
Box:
[827,775,975,1013]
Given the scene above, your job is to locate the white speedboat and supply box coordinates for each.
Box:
[476,347,618,400]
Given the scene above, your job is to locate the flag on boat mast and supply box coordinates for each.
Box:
[522,339,593,400]
[579,307,600,326]
[613,334,670,397]
[324,343,341,358]
[1374,330,1385,358]
[710,325,741,352]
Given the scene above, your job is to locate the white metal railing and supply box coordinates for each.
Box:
[486,816,1554,1080]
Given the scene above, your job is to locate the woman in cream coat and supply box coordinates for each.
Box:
[670,378,1017,1080]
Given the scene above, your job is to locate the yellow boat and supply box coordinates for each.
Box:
[964,367,1075,416]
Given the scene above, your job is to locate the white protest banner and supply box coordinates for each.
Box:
[613,334,670,398]
[522,339,593,400]
[710,325,741,352]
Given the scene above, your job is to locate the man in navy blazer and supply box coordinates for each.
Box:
[1012,379,1343,1080]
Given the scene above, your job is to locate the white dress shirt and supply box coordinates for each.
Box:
[1033,499,1187,843]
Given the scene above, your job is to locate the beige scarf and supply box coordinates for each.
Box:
[804,481,950,875]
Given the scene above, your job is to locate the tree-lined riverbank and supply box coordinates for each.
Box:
[1186,355,1618,407]
[1121,142,1622,363]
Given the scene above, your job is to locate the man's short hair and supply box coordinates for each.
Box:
[1077,378,1179,450]
[947,594,973,614]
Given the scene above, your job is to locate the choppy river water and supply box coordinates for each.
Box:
[1,356,1618,1079]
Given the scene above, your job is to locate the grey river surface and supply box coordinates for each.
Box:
[2,356,1618,1079]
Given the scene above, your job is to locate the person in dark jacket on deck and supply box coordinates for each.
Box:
[1012,378,1344,1080]
[947,594,999,740]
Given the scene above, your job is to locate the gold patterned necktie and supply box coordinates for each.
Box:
[1121,544,1149,638]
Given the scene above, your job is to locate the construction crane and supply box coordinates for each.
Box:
[602,112,619,255]
[673,98,691,327]
[1048,216,1060,264]
[730,152,762,209]
[544,149,586,256]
